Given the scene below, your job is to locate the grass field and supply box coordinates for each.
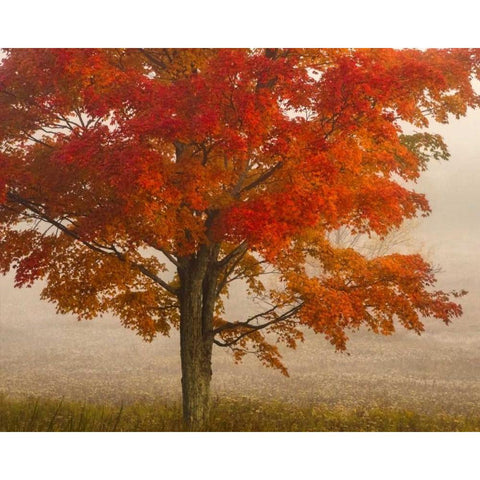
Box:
[2,275,479,432]
[2,395,480,432]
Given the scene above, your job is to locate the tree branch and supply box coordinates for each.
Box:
[138,49,168,71]
[143,237,180,268]
[213,302,304,347]
[25,134,54,149]
[6,191,179,296]
[216,240,249,267]
[240,162,283,194]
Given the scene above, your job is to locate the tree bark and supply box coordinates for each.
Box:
[178,246,218,430]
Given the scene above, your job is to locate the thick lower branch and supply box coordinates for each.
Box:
[240,162,283,194]
[6,191,178,296]
[216,240,248,267]
[213,302,304,347]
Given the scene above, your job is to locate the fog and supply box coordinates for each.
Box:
[1,107,479,413]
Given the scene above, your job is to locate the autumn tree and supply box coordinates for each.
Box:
[1,48,478,429]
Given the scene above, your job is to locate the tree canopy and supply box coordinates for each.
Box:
[1,48,478,378]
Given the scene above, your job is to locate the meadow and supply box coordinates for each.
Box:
[1,275,479,431]
[3,395,480,432]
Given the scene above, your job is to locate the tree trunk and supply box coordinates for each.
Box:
[179,305,213,431]
[178,247,218,431]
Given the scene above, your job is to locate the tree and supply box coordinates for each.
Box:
[0,48,478,429]
[327,219,421,259]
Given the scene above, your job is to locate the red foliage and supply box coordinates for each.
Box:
[1,48,477,372]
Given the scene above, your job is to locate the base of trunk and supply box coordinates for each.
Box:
[182,369,211,431]
[178,250,217,431]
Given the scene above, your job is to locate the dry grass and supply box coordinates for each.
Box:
[2,275,479,430]
[2,395,480,432]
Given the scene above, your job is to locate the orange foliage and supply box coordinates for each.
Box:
[1,48,478,373]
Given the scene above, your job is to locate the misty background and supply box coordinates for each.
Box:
[1,106,479,414]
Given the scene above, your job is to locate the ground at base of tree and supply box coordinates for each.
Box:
[2,395,479,432]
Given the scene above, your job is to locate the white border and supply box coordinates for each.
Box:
[2,432,479,479]
[1,3,478,480]
[1,1,479,47]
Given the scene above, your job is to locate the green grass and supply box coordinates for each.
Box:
[2,395,480,432]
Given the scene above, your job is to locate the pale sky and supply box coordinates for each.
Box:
[413,107,480,303]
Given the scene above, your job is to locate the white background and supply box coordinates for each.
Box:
[1,2,479,479]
